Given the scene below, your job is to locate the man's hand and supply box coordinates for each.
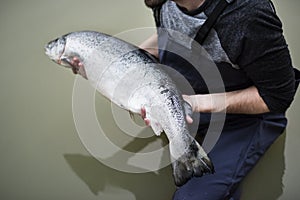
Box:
[69,57,88,79]
[182,93,228,114]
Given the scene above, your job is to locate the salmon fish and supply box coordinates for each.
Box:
[45,31,214,186]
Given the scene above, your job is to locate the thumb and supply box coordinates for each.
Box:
[182,98,193,124]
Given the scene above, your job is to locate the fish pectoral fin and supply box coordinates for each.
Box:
[60,55,84,75]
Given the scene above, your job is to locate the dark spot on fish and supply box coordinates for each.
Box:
[160,88,169,95]
[169,96,175,106]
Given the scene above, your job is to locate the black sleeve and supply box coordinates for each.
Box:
[238,1,295,113]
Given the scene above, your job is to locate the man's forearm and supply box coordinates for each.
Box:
[225,86,270,114]
[183,86,270,114]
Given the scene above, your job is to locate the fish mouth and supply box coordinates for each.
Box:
[44,36,67,65]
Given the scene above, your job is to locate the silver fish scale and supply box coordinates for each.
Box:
[45,31,213,186]
[65,31,111,49]
[160,87,185,129]
[72,31,186,137]
[64,31,189,140]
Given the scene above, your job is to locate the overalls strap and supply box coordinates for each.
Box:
[195,0,235,45]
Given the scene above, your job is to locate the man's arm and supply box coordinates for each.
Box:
[139,34,271,115]
[181,1,296,115]
[139,33,159,58]
[183,86,270,114]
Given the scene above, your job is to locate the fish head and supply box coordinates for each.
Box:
[45,34,88,79]
[45,36,71,67]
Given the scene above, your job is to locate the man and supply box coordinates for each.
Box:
[141,0,299,199]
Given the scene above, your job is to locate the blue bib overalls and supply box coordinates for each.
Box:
[157,26,291,200]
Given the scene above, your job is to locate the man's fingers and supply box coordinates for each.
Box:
[186,115,193,124]
[141,107,146,119]
[144,118,151,126]
[141,107,151,126]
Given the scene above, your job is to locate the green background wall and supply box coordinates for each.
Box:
[0,0,299,199]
